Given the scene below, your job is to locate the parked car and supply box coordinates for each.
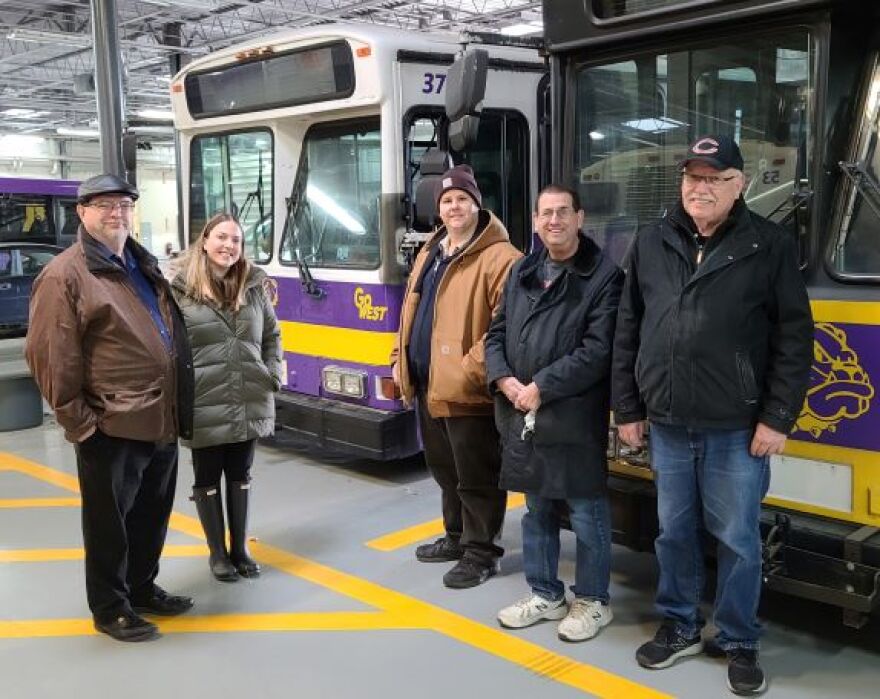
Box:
[0,242,63,337]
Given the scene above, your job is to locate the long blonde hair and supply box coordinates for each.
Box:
[181,212,252,312]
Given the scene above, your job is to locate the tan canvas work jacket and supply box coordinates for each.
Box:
[391,210,521,417]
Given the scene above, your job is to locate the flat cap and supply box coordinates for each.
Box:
[77,173,139,203]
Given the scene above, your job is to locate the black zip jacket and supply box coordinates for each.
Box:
[612,199,813,433]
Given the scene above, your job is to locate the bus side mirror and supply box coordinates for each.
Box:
[445,48,488,150]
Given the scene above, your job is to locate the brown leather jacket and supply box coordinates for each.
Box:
[26,228,193,444]
[391,210,522,417]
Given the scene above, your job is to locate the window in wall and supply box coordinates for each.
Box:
[280,118,381,269]
[189,129,273,263]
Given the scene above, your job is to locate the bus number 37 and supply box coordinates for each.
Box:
[422,72,446,94]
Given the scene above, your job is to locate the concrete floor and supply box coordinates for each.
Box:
[1,418,879,699]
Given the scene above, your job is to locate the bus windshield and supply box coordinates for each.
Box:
[280,118,381,270]
[571,28,813,266]
[189,129,273,262]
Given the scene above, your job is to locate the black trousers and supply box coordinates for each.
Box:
[74,431,178,622]
[190,439,256,488]
[416,392,506,561]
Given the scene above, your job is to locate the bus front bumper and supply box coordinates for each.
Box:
[274,391,420,461]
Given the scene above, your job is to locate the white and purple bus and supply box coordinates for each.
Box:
[171,24,545,460]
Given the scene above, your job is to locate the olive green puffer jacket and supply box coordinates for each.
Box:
[172,267,282,449]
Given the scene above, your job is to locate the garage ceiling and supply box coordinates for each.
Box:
[0,1,543,141]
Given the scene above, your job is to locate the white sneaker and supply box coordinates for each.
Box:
[557,599,612,641]
[497,594,568,629]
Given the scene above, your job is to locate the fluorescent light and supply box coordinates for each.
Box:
[2,108,47,118]
[500,22,542,37]
[306,184,366,235]
[137,109,174,120]
[56,127,100,137]
[589,131,606,140]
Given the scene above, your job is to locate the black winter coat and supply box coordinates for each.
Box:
[612,199,813,433]
[485,235,623,498]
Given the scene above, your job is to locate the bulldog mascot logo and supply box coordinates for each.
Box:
[795,322,874,438]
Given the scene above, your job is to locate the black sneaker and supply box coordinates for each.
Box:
[442,555,499,589]
[416,536,463,563]
[636,621,704,669]
[727,649,766,695]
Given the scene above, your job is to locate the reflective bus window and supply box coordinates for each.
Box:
[281,119,381,270]
[0,196,50,241]
[830,66,880,277]
[591,0,712,19]
[189,129,273,263]
[572,30,812,267]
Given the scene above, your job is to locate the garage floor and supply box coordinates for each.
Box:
[2,418,879,698]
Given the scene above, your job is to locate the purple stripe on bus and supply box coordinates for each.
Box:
[273,275,404,333]
[0,177,80,197]
[281,350,405,411]
[792,321,879,452]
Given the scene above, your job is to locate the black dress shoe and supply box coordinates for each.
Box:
[131,586,194,616]
[94,612,160,642]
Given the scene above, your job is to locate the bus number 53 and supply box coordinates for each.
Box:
[422,72,446,94]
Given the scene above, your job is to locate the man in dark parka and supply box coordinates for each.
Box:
[486,184,623,642]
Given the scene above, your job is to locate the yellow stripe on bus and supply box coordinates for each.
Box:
[811,299,880,325]
[279,320,395,366]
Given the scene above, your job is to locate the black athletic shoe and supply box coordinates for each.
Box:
[727,649,767,695]
[415,536,463,563]
[442,555,499,589]
[636,620,704,669]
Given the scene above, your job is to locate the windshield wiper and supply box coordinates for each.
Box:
[838,160,880,222]
[281,180,324,299]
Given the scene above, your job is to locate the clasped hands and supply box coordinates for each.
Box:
[497,376,541,412]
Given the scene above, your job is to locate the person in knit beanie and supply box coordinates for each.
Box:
[390,162,522,589]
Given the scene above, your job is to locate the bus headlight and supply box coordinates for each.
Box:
[322,366,366,399]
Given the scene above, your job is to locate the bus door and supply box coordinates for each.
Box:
[404,108,532,252]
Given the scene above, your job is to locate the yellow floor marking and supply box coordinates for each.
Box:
[0,545,206,563]
[0,612,414,638]
[0,497,81,508]
[365,492,526,551]
[2,453,671,699]
[255,540,671,699]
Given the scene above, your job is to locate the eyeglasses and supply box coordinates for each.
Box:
[87,201,135,213]
[681,171,739,188]
[536,206,575,221]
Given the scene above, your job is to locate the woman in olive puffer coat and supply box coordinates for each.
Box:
[172,212,282,582]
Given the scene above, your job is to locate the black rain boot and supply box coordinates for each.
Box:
[190,486,239,582]
[227,480,261,578]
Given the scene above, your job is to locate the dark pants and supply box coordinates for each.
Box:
[416,392,506,561]
[74,431,178,622]
[191,439,256,488]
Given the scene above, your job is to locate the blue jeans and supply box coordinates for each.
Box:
[521,493,611,603]
[649,423,770,651]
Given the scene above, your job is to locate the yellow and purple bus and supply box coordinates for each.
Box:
[540,0,880,626]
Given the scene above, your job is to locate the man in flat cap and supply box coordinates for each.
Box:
[612,136,813,694]
[391,164,521,588]
[26,173,195,642]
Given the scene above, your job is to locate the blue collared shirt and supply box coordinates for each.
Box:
[95,238,172,352]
